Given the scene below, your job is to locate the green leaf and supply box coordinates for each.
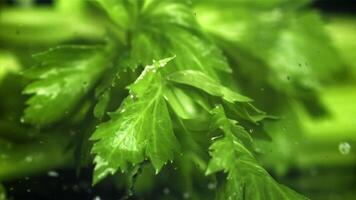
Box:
[206,106,308,200]
[0,8,104,45]
[195,2,342,98]
[23,45,110,125]
[91,57,179,184]
[95,0,231,80]
[164,85,199,119]
[168,70,252,103]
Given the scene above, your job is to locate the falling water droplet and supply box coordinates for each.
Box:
[47,171,59,178]
[163,187,170,195]
[207,182,216,190]
[93,196,101,200]
[183,192,190,199]
[25,156,33,162]
[338,142,351,155]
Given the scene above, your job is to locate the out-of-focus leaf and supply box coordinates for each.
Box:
[326,16,356,79]
[0,134,72,181]
[23,45,111,125]
[0,51,21,84]
[0,8,104,45]
[195,1,342,98]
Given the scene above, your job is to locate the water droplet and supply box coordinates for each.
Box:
[20,117,25,123]
[338,142,351,155]
[69,130,76,136]
[183,192,190,199]
[26,189,31,193]
[25,156,33,162]
[25,176,29,180]
[47,171,59,178]
[93,196,101,200]
[120,109,126,113]
[130,94,137,100]
[211,135,223,141]
[207,182,216,190]
[249,129,254,133]
[163,187,170,195]
[72,185,80,192]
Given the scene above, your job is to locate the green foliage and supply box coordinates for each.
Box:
[23,45,111,125]
[91,58,180,184]
[207,106,308,200]
[195,0,343,110]
[1,0,352,199]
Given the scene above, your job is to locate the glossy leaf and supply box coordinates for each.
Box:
[168,70,252,103]
[23,45,110,125]
[90,57,179,184]
[206,106,308,200]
